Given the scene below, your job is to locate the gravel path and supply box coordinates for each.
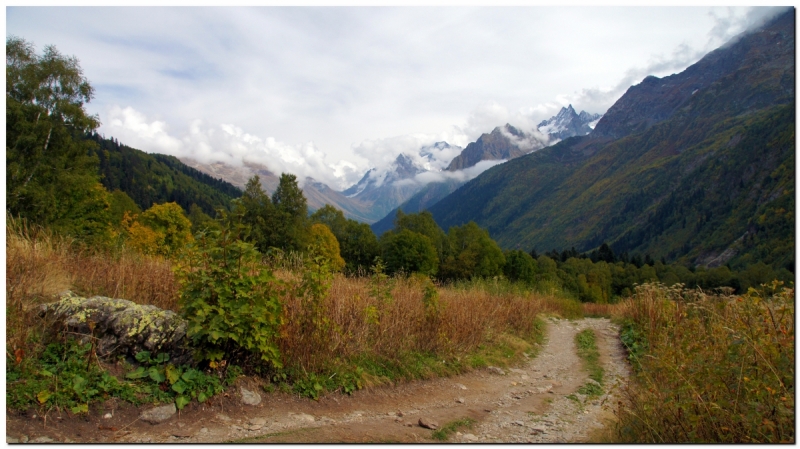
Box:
[6,317,630,443]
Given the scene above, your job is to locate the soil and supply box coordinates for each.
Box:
[6,317,630,443]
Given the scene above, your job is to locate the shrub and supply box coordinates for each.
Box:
[175,213,283,367]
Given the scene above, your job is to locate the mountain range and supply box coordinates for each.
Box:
[104,8,793,274]
[179,104,601,226]
[426,9,795,271]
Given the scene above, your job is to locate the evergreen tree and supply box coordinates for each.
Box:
[270,173,309,252]
[239,175,275,252]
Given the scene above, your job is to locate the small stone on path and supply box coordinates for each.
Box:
[249,417,267,427]
[30,436,54,443]
[418,417,439,430]
[140,403,176,424]
[103,413,112,419]
[487,366,506,375]
[240,387,262,406]
[292,413,315,423]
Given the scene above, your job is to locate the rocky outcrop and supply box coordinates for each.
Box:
[39,291,194,365]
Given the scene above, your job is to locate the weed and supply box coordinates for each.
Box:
[431,418,476,441]
[176,214,283,367]
[574,329,604,396]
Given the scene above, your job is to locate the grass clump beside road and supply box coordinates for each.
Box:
[614,282,794,443]
[431,418,477,441]
[574,329,604,397]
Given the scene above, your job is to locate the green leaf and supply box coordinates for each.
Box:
[154,353,170,364]
[148,367,166,383]
[181,369,198,382]
[175,395,190,410]
[135,351,152,364]
[71,403,89,415]
[36,390,52,404]
[39,369,54,377]
[126,366,148,379]
[197,392,208,403]
[172,380,187,394]
[165,364,181,385]
[73,375,88,394]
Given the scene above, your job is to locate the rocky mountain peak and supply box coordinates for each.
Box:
[537,105,601,141]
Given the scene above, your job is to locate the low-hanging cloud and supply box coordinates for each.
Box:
[105,105,355,189]
[394,159,507,189]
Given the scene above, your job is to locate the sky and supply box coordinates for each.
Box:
[5,6,789,190]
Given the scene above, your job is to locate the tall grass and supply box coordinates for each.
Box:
[6,218,180,355]
[277,274,574,379]
[615,282,794,443]
[8,218,585,396]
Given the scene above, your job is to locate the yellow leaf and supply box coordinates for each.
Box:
[37,390,52,404]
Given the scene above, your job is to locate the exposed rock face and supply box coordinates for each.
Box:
[40,292,194,365]
[446,125,531,172]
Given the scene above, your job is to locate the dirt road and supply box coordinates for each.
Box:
[6,317,630,443]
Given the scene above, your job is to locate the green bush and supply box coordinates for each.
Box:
[176,212,283,367]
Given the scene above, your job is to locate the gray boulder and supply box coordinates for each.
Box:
[140,403,177,424]
[40,291,194,365]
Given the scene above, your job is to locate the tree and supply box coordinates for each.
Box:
[503,249,537,284]
[440,221,505,280]
[394,210,447,261]
[380,229,438,276]
[124,202,193,256]
[309,223,346,272]
[7,36,111,240]
[311,205,379,274]
[310,204,348,237]
[270,173,309,252]
[238,175,275,252]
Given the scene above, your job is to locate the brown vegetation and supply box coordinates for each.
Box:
[614,283,794,443]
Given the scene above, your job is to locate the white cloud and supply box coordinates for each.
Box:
[105,105,357,189]
[9,6,784,195]
[395,159,507,189]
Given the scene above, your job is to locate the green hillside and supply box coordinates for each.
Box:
[88,133,241,216]
[429,11,795,272]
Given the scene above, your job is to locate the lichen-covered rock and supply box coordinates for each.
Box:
[40,291,194,365]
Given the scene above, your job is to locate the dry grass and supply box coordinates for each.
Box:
[614,282,794,443]
[277,274,568,374]
[581,301,625,318]
[7,219,582,391]
[6,218,180,354]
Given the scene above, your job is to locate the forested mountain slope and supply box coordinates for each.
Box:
[429,9,795,271]
[88,133,241,216]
